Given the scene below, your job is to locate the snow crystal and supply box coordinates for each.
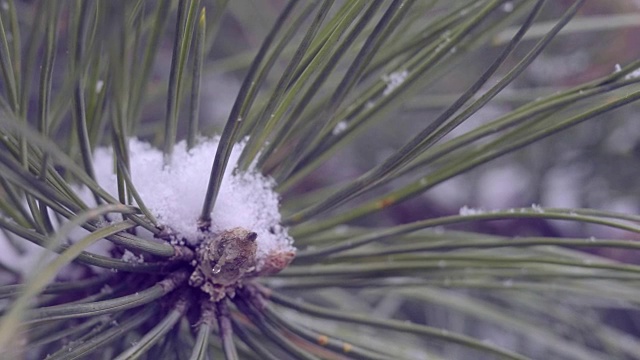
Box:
[502,2,513,12]
[95,80,104,93]
[122,249,144,263]
[91,137,295,271]
[459,205,484,216]
[625,67,640,80]
[614,64,622,73]
[382,70,408,96]
[530,203,544,213]
[332,121,348,136]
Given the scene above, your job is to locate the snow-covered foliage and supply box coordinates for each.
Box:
[91,138,295,271]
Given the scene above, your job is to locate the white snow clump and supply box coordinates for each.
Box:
[459,205,484,216]
[382,70,408,96]
[92,137,295,271]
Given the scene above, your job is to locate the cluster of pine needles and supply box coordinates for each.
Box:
[2,0,640,359]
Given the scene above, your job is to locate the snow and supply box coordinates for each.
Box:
[530,203,544,213]
[382,70,409,96]
[624,67,640,80]
[90,137,295,271]
[95,80,104,93]
[122,249,144,263]
[332,121,348,135]
[459,205,484,216]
